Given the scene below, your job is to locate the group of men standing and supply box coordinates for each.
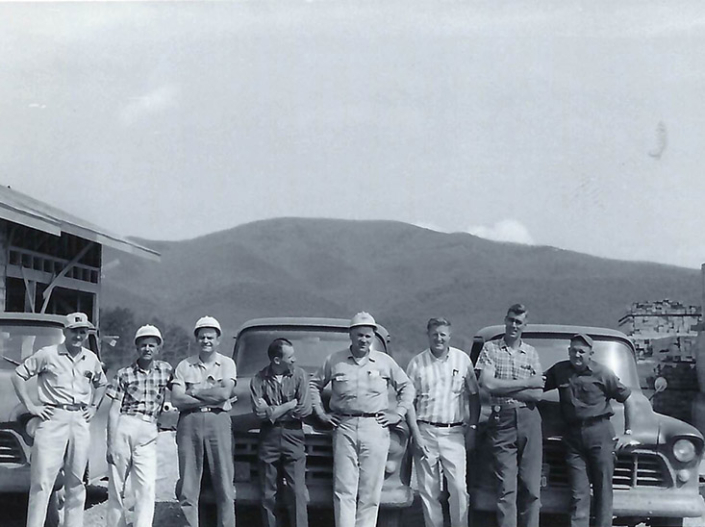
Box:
[11,304,637,527]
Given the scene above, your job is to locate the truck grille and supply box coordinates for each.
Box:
[544,438,668,489]
[0,431,24,463]
[234,433,333,484]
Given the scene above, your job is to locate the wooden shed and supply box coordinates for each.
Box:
[0,185,159,323]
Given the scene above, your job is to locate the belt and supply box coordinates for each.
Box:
[122,412,157,423]
[49,404,87,411]
[419,420,464,428]
[337,412,382,418]
[181,407,225,416]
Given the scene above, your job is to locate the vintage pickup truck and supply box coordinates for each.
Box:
[0,313,109,527]
[469,324,705,527]
[228,317,413,527]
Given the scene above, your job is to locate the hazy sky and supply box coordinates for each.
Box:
[2,1,705,268]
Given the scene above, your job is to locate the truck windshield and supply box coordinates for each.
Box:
[0,325,65,369]
[514,335,640,389]
[234,327,387,376]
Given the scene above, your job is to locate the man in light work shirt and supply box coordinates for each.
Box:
[477,304,544,527]
[251,338,312,527]
[12,312,107,527]
[544,333,636,527]
[310,312,414,527]
[406,318,480,527]
[106,324,173,527]
[171,316,237,527]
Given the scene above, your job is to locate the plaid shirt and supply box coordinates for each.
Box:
[106,360,173,423]
[250,365,312,423]
[477,338,541,407]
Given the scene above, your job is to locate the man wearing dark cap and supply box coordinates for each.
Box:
[543,333,637,527]
[12,312,107,527]
[310,312,414,527]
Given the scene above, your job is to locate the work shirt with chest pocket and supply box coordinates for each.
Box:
[310,349,415,417]
[171,352,237,411]
[15,344,106,406]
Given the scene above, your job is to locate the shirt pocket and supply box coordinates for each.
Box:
[367,369,389,395]
[332,372,353,398]
[451,375,466,393]
[577,378,604,405]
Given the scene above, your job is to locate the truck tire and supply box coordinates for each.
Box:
[650,518,684,527]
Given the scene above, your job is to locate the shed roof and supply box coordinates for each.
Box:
[0,185,160,261]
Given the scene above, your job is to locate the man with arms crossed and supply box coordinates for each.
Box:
[106,324,173,527]
[13,312,107,527]
[251,338,312,527]
[310,312,414,527]
[406,318,480,527]
[477,304,544,527]
[543,333,636,527]
[171,316,237,527]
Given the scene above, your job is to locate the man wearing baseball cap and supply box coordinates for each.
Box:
[543,333,637,527]
[171,316,237,527]
[310,312,414,527]
[12,312,107,527]
[105,324,173,527]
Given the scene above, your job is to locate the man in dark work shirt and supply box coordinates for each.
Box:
[543,333,637,527]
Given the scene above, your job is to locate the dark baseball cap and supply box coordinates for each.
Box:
[570,333,594,348]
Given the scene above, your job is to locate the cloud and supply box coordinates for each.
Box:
[467,219,535,245]
[119,84,179,126]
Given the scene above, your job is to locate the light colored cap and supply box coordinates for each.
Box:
[65,312,94,330]
[349,312,377,329]
[134,325,163,344]
[194,316,222,336]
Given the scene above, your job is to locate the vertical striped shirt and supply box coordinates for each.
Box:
[406,347,479,424]
[476,338,542,407]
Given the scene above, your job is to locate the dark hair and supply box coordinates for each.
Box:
[267,338,293,361]
[426,318,452,332]
[506,303,528,317]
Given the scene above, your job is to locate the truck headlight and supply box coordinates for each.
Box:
[25,417,41,438]
[673,439,697,463]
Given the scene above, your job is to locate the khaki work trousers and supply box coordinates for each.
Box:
[26,408,91,527]
[414,423,468,527]
[106,414,159,527]
[333,416,390,527]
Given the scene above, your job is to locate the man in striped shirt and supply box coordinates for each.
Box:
[406,318,480,527]
[477,304,544,527]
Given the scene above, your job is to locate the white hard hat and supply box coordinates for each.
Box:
[194,316,222,336]
[349,312,377,330]
[134,325,163,344]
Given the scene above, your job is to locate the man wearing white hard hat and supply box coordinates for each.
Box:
[105,324,173,527]
[310,312,414,527]
[171,316,237,527]
[12,312,107,527]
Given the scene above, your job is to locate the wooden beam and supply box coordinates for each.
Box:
[7,266,100,294]
[40,243,94,313]
[19,267,36,313]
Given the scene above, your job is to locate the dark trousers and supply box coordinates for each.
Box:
[176,411,236,527]
[258,424,309,527]
[488,406,542,527]
[564,418,616,527]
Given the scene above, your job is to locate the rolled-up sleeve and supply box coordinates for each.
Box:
[310,357,331,414]
[105,371,125,400]
[15,349,46,380]
[292,369,312,420]
[389,359,414,417]
[605,371,631,403]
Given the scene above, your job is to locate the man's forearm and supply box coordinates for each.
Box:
[91,386,107,408]
[511,388,543,402]
[482,375,540,395]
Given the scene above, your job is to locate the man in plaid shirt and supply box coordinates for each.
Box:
[106,324,173,527]
[477,304,544,527]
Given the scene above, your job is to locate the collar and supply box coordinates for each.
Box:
[570,360,595,374]
[58,343,86,361]
[132,360,165,374]
[348,347,375,362]
[188,353,222,368]
[500,338,528,354]
[263,364,294,378]
[426,348,451,362]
